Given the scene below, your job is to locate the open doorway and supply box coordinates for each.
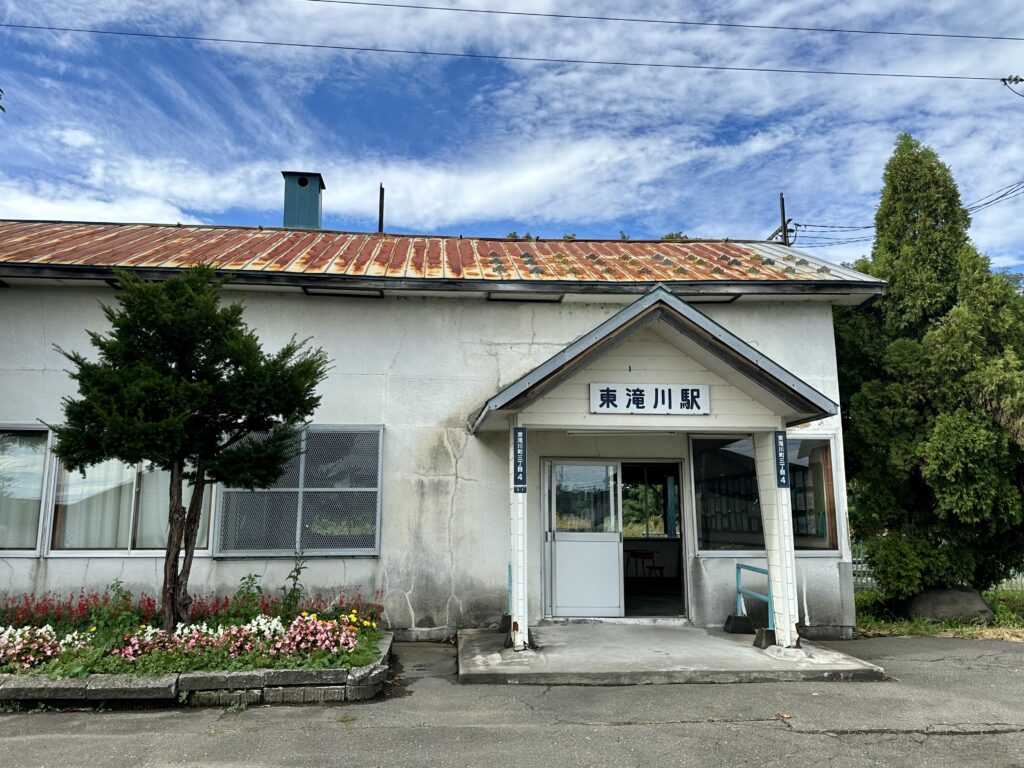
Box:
[622,462,685,617]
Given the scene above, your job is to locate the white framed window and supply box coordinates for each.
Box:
[691,432,841,556]
[0,428,49,553]
[692,435,764,551]
[787,436,839,551]
[215,425,383,557]
[50,459,212,553]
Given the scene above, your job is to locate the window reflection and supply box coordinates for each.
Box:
[788,438,838,550]
[554,464,617,533]
[693,437,764,550]
[0,431,48,550]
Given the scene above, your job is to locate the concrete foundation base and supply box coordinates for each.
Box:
[457,625,884,685]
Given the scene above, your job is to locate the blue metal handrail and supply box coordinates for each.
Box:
[736,564,774,630]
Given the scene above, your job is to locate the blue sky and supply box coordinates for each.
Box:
[2,1,1023,268]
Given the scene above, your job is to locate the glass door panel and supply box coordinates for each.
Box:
[554,464,619,532]
[549,461,623,617]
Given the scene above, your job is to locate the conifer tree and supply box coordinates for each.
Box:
[836,133,1024,598]
[51,266,329,628]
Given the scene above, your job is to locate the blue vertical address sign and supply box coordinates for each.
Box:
[774,430,789,489]
[513,427,527,493]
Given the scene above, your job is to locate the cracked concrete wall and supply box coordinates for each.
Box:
[1,285,852,635]
[1,286,625,632]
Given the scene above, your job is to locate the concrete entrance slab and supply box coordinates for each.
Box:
[458,624,884,685]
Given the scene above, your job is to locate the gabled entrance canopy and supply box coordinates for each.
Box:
[470,285,837,432]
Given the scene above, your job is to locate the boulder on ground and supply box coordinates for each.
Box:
[906,588,994,624]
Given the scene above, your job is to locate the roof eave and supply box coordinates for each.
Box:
[0,262,887,297]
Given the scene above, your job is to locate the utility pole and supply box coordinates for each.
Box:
[779,192,790,247]
[766,193,793,245]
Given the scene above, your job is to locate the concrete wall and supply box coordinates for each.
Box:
[0,284,852,637]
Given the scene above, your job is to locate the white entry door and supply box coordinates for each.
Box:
[548,462,624,617]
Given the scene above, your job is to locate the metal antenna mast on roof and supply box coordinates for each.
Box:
[378,183,385,234]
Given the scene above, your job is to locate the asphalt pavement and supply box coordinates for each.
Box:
[2,636,1022,767]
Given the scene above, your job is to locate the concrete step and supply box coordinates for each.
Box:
[457,625,884,685]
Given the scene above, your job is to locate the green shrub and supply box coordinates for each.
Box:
[86,581,142,648]
[985,590,1024,628]
[227,574,264,624]
[279,554,307,620]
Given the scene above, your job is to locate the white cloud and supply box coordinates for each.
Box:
[1,0,1022,268]
[51,128,97,148]
[0,175,198,224]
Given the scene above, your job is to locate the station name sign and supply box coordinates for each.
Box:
[588,383,711,415]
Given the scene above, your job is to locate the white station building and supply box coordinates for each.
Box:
[0,174,885,648]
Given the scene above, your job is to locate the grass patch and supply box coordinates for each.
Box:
[854,588,1024,640]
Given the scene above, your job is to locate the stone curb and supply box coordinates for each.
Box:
[87,674,178,700]
[1,676,91,700]
[178,671,267,691]
[0,633,393,707]
[265,668,349,686]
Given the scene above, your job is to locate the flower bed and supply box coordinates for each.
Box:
[0,580,384,679]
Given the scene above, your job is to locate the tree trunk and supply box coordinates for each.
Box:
[162,460,187,630]
[175,466,206,625]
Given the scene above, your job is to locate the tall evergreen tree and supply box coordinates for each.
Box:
[836,133,1024,598]
[51,266,329,628]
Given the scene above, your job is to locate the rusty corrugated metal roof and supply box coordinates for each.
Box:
[0,220,883,287]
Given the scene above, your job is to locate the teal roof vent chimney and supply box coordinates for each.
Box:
[282,171,326,229]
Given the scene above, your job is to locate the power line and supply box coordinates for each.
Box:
[964,178,1024,207]
[795,235,875,244]
[798,240,875,248]
[794,230,876,248]
[0,22,1006,82]
[965,181,1024,212]
[298,0,1024,44]
[797,224,875,231]
[971,187,1024,213]
[795,233,874,240]
[796,175,1024,244]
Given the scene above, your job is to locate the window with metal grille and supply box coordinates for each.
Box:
[216,426,382,556]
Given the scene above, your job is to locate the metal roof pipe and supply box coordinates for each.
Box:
[282,171,325,229]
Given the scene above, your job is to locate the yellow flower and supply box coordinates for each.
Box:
[311,613,318,620]
[371,622,377,629]
[88,626,97,633]
[362,620,370,627]
[301,611,309,617]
